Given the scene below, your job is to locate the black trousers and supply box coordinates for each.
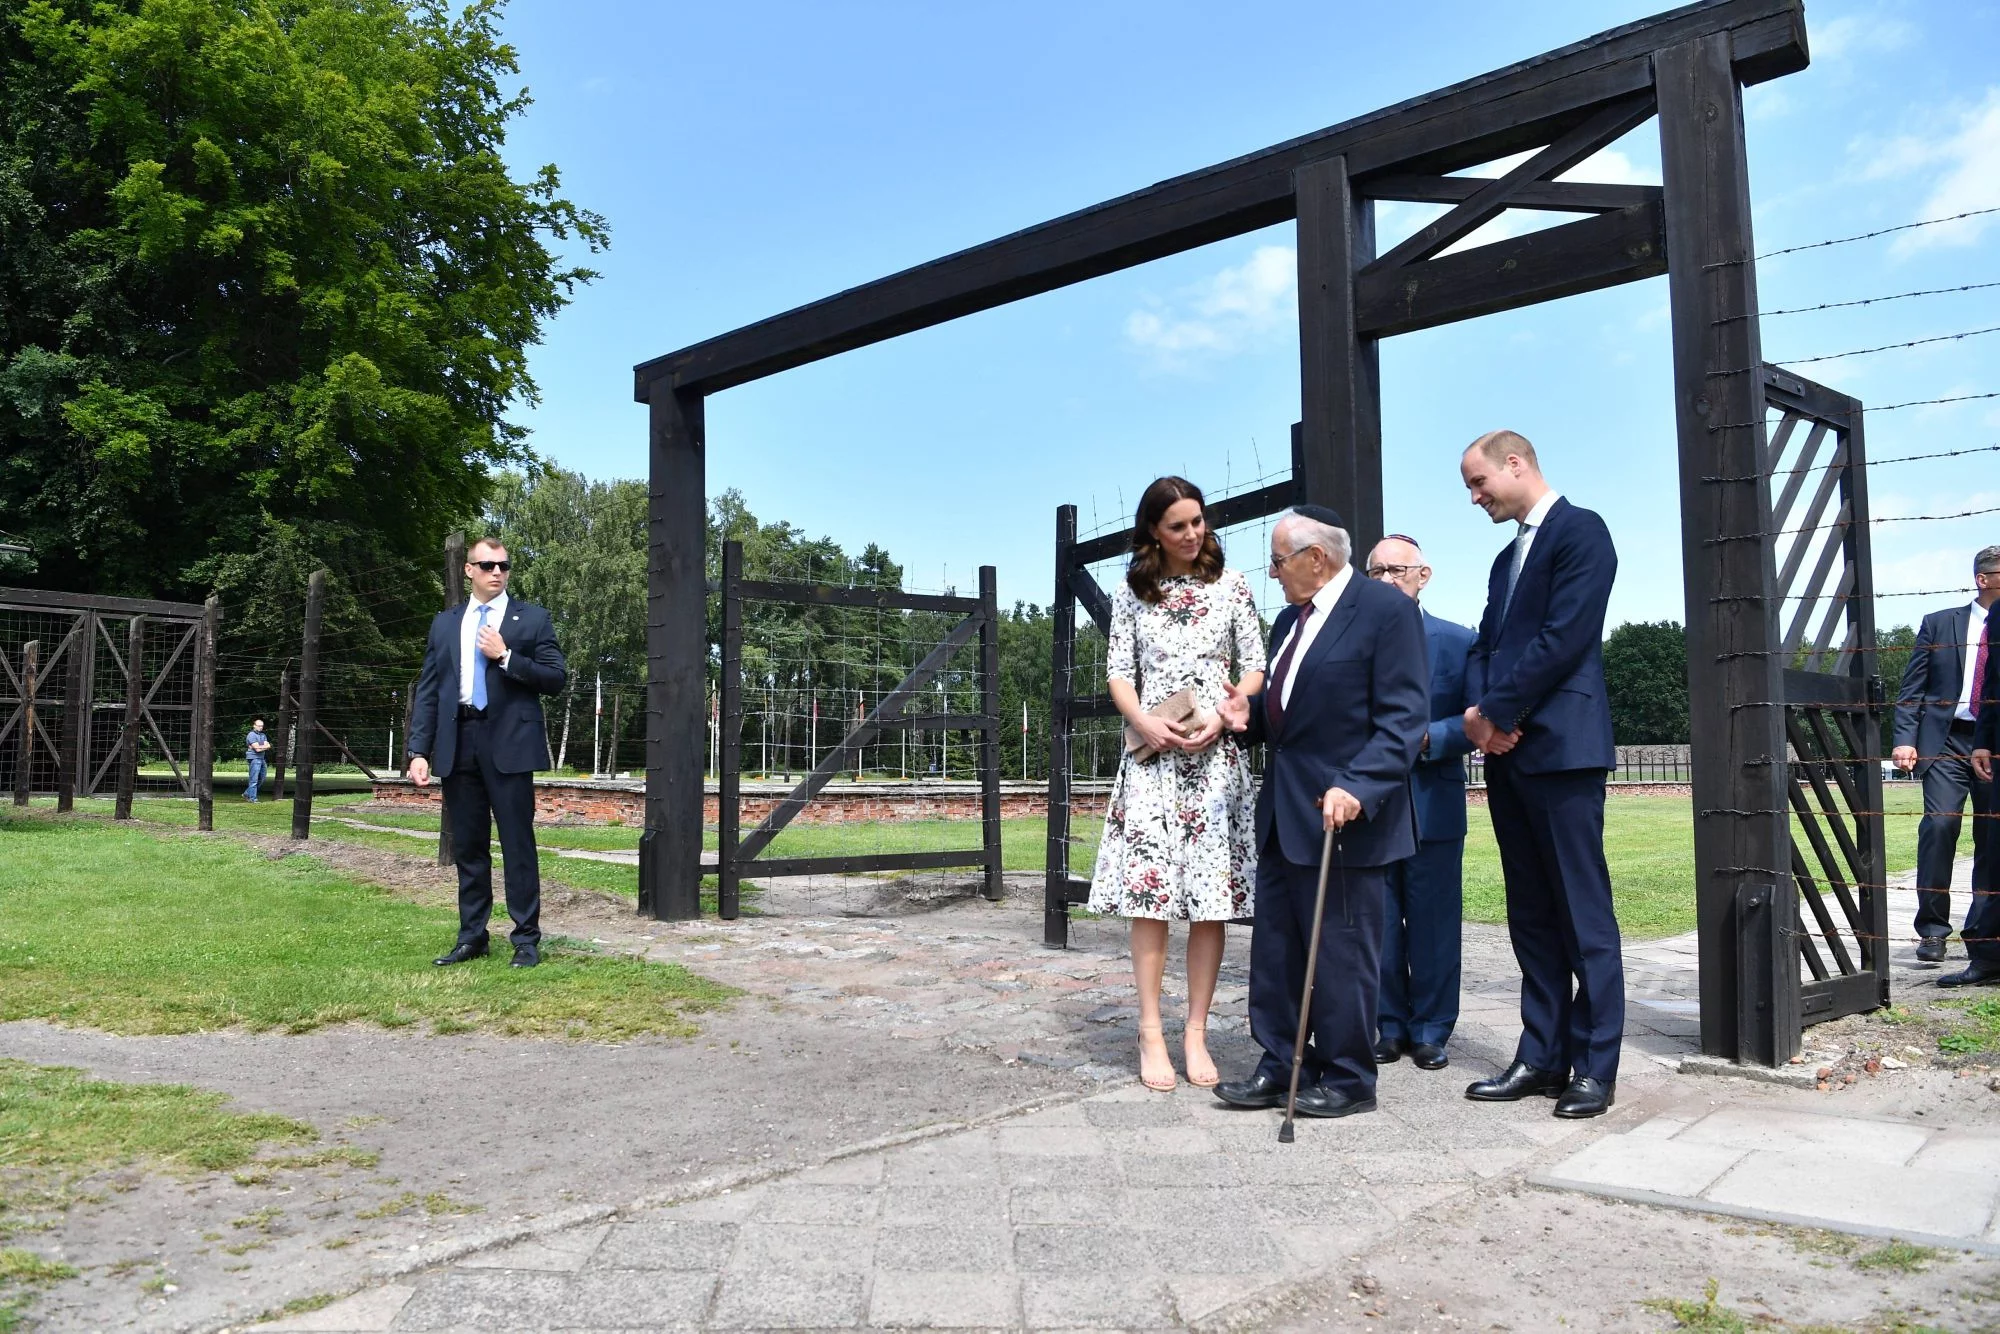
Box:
[1486,761,1625,1084]
[443,716,542,949]
[1247,830,1387,1103]
[1915,724,1994,940]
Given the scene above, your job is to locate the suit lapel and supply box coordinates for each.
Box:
[1296,576,1364,685]
[1500,497,1569,630]
[1950,606,1971,694]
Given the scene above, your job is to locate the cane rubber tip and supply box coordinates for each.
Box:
[1278,1120,1295,1144]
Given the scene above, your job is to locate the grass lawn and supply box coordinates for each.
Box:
[1461,785,1925,938]
[0,810,734,1040]
[35,783,1926,940]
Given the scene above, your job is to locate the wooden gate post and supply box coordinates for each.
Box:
[58,621,84,812]
[438,531,465,867]
[1658,32,1797,1065]
[640,387,707,920]
[291,570,325,840]
[978,565,1004,901]
[114,617,144,819]
[193,595,220,831]
[1043,506,1080,947]
[1295,154,1384,556]
[716,540,743,920]
[13,640,37,806]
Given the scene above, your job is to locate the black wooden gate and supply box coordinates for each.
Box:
[1758,367,1890,1027]
[702,540,1004,921]
[0,589,210,800]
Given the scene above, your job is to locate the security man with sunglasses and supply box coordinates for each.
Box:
[407,536,568,968]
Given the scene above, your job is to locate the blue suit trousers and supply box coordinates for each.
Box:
[1377,838,1464,1048]
[1248,832,1387,1102]
[1486,761,1624,1083]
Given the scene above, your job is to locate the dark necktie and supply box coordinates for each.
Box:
[1973,616,1991,719]
[1502,522,1530,618]
[1263,603,1316,737]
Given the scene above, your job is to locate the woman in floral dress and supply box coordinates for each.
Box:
[1089,476,1266,1091]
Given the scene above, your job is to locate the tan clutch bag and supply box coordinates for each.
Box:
[1123,688,1201,762]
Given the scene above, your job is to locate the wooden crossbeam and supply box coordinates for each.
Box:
[1359,175,1659,213]
[1355,200,1666,337]
[1068,477,1298,567]
[1068,568,1112,633]
[1362,94,1658,273]
[634,0,1805,398]
[735,579,981,615]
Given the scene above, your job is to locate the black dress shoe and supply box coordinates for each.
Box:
[1214,1072,1288,1109]
[1554,1076,1615,1119]
[1914,936,1947,963]
[1372,1036,1406,1065]
[1937,961,2000,987]
[1465,1060,1567,1101]
[511,943,541,969]
[433,938,489,967]
[1410,1043,1449,1070]
[1293,1086,1377,1119]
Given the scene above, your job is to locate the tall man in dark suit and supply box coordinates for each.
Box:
[1365,535,1476,1072]
[1213,505,1430,1119]
[1960,590,2000,987]
[1457,431,1622,1119]
[407,537,568,968]
[1893,545,2000,963]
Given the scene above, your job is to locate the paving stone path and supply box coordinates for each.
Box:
[255,856,1985,1332]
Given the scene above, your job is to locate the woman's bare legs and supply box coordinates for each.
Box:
[1130,917,1176,1090]
[1183,921,1226,1086]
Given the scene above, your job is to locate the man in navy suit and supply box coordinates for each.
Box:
[407,537,568,968]
[1213,505,1429,1118]
[1961,596,2000,987]
[1457,431,1622,1119]
[1365,535,1475,1071]
[1893,546,2000,963]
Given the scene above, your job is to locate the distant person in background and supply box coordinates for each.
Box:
[244,718,271,802]
[1364,536,1475,1072]
[1090,476,1266,1093]
[1457,430,1623,1120]
[1893,545,2000,964]
[407,537,568,969]
[1960,600,2000,987]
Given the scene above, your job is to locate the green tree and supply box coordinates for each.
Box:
[486,467,647,770]
[0,0,605,604]
[1877,623,1916,752]
[1603,620,1689,745]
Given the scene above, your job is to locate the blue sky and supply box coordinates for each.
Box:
[497,0,2000,633]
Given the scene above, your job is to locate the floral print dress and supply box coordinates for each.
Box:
[1088,569,1266,921]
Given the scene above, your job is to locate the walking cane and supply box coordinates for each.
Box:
[1279,826,1341,1144]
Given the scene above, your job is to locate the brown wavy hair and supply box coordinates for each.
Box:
[1126,476,1225,604]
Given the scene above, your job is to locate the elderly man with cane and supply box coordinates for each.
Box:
[1215,505,1429,1122]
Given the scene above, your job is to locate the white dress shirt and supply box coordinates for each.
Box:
[1272,563,1355,710]
[458,591,511,705]
[1515,490,1563,566]
[1958,599,1991,722]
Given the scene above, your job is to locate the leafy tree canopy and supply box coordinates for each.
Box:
[0,0,605,601]
[1603,619,1689,746]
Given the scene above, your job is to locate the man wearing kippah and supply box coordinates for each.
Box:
[1213,505,1430,1119]
[1365,535,1475,1072]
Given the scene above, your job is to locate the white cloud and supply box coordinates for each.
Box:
[1812,11,1918,62]
[1124,244,1296,367]
[1851,89,2000,253]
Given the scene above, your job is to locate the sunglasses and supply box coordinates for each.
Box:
[469,559,511,572]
